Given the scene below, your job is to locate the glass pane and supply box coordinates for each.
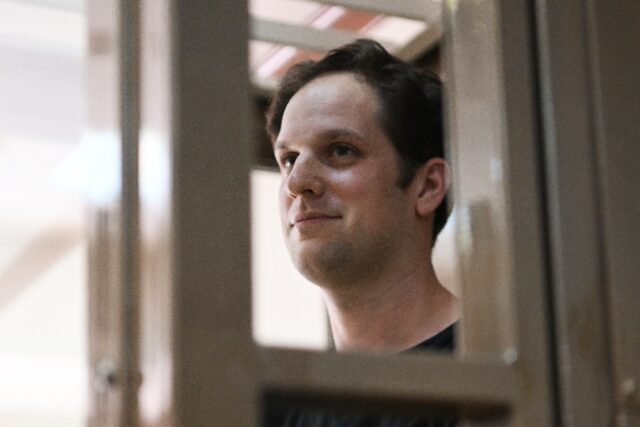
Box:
[0,2,87,426]
[248,0,460,354]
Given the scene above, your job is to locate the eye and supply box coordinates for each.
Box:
[279,152,298,170]
[328,143,359,166]
[331,143,357,158]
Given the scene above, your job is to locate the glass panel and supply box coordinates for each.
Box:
[0,2,87,426]
[249,0,458,354]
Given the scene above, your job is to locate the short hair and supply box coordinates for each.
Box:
[266,39,448,244]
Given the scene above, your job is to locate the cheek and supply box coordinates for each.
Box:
[343,169,409,224]
[329,169,370,197]
[334,166,395,203]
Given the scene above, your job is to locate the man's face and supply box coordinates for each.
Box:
[274,73,419,286]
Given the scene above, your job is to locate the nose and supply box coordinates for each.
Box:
[285,154,324,198]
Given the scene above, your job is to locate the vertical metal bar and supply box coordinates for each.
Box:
[533,0,615,425]
[119,0,141,425]
[87,0,122,424]
[494,1,556,424]
[617,411,640,427]
[443,0,517,358]
[585,0,640,417]
[87,0,140,425]
[443,0,556,425]
[138,0,254,425]
[171,1,254,423]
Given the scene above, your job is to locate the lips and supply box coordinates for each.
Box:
[291,212,341,225]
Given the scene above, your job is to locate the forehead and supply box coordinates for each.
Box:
[277,73,385,144]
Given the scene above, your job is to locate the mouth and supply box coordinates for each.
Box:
[291,214,341,227]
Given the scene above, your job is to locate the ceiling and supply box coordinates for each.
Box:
[0,0,442,92]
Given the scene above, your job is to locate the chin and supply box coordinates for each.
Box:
[290,242,354,286]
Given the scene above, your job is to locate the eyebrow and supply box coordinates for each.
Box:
[274,128,365,150]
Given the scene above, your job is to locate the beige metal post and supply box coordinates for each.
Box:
[532,1,640,425]
[534,0,616,425]
[137,0,255,426]
[586,1,640,423]
[444,0,556,425]
[87,0,140,425]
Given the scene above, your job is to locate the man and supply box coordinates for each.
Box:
[265,39,459,426]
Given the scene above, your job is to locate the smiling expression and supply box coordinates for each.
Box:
[274,73,425,287]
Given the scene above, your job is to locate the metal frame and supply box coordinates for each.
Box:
[534,0,615,425]
[137,0,254,425]
[444,0,555,425]
[301,0,440,21]
[533,0,640,424]
[87,0,140,425]
[88,0,640,425]
[586,0,640,420]
[258,349,517,412]
[133,0,556,424]
[118,0,141,424]
[251,17,381,54]
[250,16,440,64]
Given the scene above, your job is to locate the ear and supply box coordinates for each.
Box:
[413,157,449,217]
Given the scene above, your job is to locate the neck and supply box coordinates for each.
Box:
[322,260,460,353]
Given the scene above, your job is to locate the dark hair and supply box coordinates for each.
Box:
[266,39,448,244]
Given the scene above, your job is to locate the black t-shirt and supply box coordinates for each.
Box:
[264,324,457,427]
